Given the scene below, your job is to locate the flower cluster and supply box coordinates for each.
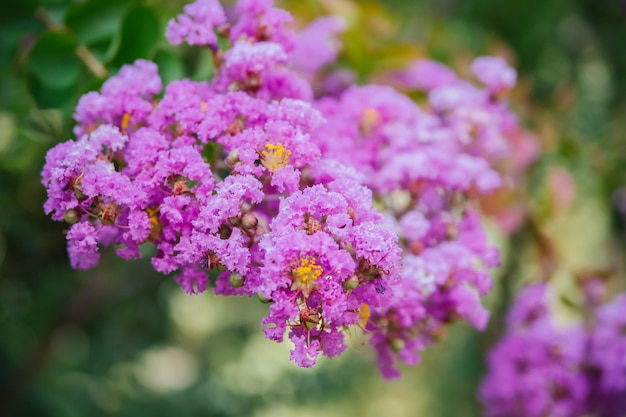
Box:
[480,281,626,417]
[310,66,526,376]
[41,0,532,376]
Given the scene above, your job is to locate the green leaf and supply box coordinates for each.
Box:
[27,72,78,109]
[0,0,40,26]
[0,71,32,114]
[153,49,185,85]
[28,31,82,89]
[191,48,215,81]
[65,0,136,46]
[110,5,160,67]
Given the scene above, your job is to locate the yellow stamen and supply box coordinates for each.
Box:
[358,303,370,328]
[359,107,381,135]
[342,304,371,352]
[291,257,323,283]
[121,112,132,134]
[201,101,207,113]
[261,142,291,172]
[290,256,323,298]
[146,207,162,241]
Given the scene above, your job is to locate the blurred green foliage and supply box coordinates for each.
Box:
[1,0,625,416]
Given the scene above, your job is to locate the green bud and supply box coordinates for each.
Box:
[73,186,87,201]
[63,209,81,224]
[342,275,359,290]
[229,272,244,288]
[225,149,239,167]
[257,292,272,303]
[304,319,318,331]
[391,338,405,353]
[241,213,258,229]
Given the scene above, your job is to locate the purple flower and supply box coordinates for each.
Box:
[214,40,310,99]
[289,334,321,368]
[175,266,210,295]
[74,60,161,136]
[383,59,458,91]
[480,327,588,417]
[589,294,626,392]
[231,0,295,51]
[506,282,551,328]
[471,56,517,94]
[289,16,346,77]
[194,174,263,234]
[254,183,401,367]
[41,0,536,376]
[166,0,227,47]
[66,222,100,270]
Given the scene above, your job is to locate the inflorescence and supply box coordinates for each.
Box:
[480,280,626,417]
[42,0,532,378]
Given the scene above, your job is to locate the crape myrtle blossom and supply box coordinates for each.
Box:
[289,16,347,78]
[481,281,626,417]
[587,294,626,416]
[73,60,162,137]
[166,0,227,47]
[480,284,589,417]
[381,57,539,233]
[311,83,502,377]
[42,0,528,376]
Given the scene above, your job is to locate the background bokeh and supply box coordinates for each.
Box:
[1,0,626,416]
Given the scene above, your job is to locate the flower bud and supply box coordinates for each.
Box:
[391,338,405,353]
[215,23,231,38]
[342,275,359,290]
[304,317,319,330]
[241,213,258,229]
[257,292,272,303]
[218,224,232,239]
[63,209,81,224]
[244,72,262,94]
[229,272,244,288]
[225,149,239,167]
[410,240,424,255]
[73,186,87,201]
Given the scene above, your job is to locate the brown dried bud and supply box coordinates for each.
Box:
[218,224,232,240]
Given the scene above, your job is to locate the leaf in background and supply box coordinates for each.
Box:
[0,71,32,115]
[28,31,83,89]
[64,0,136,47]
[0,0,43,68]
[27,72,78,110]
[110,5,160,67]
[191,48,215,81]
[153,49,185,86]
